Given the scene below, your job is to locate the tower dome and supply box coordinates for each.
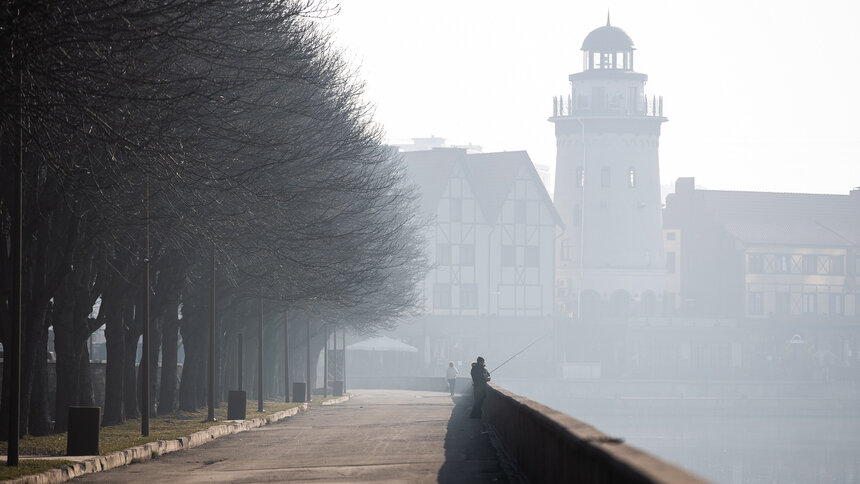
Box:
[580,24,634,52]
[580,15,635,71]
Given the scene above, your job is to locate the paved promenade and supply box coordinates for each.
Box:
[75,389,510,483]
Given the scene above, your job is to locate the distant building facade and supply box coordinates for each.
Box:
[664,177,860,321]
[551,18,667,319]
[390,148,562,376]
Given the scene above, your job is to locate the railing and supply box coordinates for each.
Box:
[553,94,664,118]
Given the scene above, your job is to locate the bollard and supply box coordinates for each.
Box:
[227,390,247,420]
[292,382,307,402]
[332,380,344,397]
[67,406,100,456]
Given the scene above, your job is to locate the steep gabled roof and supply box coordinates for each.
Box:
[402,149,465,216]
[401,148,563,227]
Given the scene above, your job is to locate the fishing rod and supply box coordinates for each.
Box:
[489,331,552,374]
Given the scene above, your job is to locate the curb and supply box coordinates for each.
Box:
[7,395,350,484]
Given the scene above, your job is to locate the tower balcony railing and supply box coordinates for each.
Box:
[552,94,664,118]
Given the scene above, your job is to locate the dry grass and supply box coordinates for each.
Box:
[0,459,75,481]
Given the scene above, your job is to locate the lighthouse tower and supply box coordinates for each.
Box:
[552,17,667,318]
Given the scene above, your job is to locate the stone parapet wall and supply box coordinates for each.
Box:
[485,383,710,484]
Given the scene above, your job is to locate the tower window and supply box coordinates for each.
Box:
[628,167,637,188]
[576,167,585,187]
[561,240,572,261]
[601,167,611,188]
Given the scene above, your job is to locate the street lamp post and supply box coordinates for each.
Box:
[258,294,263,412]
[207,247,216,421]
[306,316,311,402]
[284,309,290,403]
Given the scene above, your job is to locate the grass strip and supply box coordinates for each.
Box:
[0,396,334,480]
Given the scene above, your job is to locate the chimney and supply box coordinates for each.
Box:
[675,177,695,194]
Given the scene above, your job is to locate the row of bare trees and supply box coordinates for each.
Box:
[0,0,427,437]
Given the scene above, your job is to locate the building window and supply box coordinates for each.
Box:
[601,166,611,187]
[775,293,790,315]
[790,255,802,273]
[514,200,527,224]
[436,244,451,266]
[748,254,763,273]
[459,244,475,266]
[802,255,816,274]
[830,256,845,275]
[666,231,676,241]
[748,292,763,315]
[628,166,637,188]
[449,198,461,222]
[576,167,585,187]
[830,294,844,315]
[666,252,676,273]
[459,284,477,309]
[433,283,451,309]
[767,254,789,273]
[561,240,572,261]
[817,256,832,275]
[501,245,516,266]
[524,246,539,267]
[802,293,816,314]
[556,279,567,297]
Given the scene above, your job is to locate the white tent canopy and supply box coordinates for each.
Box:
[346,336,418,353]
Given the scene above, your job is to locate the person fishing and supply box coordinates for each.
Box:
[470,356,491,418]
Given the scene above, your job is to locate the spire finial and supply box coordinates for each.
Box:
[607,10,611,26]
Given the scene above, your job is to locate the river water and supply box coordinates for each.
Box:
[499,381,860,484]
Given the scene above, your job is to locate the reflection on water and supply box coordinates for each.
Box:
[501,382,860,484]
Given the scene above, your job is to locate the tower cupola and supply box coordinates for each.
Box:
[581,14,635,71]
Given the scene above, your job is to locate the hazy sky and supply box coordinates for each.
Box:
[324,1,859,195]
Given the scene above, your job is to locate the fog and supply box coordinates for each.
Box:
[331,4,860,483]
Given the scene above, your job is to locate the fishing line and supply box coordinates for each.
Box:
[489,331,552,374]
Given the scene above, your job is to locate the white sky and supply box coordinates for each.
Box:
[323,1,860,195]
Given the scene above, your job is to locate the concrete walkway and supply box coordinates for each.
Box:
[75,389,510,483]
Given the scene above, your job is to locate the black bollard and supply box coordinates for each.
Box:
[292,382,307,403]
[67,407,100,456]
[227,390,247,420]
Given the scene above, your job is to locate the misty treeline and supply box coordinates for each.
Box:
[0,0,427,437]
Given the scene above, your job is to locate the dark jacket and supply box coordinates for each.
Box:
[470,362,490,387]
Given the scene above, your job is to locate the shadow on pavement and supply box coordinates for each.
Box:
[437,392,510,483]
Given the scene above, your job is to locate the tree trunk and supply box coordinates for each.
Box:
[28,326,52,436]
[122,317,141,419]
[19,304,50,435]
[102,302,125,425]
[178,315,205,411]
[158,318,179,415]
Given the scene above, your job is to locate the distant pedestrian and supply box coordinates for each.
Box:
[445,361,459,396]
[470,356,490,418]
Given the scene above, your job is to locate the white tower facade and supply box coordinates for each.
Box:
[552,18,667,318]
